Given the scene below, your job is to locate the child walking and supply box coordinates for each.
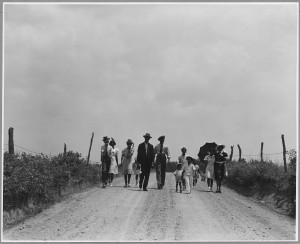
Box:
[178,147,188,190]
[193,161,200,186]
[173,163,183,193]
[182,156,196,194]
[133,157,141,187]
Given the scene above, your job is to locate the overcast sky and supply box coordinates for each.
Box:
[3,3,298,163]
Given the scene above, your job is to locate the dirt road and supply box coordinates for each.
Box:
[3,172,296,241]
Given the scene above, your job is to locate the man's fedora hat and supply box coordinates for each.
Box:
[143,133,152,138]
[103,136,110,142]
[158,135,165,141]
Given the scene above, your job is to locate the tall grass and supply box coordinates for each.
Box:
[225,149,296,217]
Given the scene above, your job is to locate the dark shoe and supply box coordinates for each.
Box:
[143,188,148,191]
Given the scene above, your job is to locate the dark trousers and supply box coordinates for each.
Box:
[102,159,111,185]
[161,162,166,186]
[155,162,166,188]
[139,168,150,189]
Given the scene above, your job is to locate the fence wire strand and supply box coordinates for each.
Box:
[3,143,99,164]
[3,143,290,164]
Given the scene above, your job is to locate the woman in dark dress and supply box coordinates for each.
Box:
[214,144,228,193]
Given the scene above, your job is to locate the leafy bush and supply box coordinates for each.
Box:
[3,151,102,211]
[3,152,55,210]
[226,150,296,217]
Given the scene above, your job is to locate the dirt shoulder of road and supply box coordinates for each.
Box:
[224,181,296,218]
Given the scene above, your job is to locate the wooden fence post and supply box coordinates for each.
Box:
[87,132,94,164]
[8,127,14,154]
[64,143,67,155]
[237,144,242,161]
[229,145,234,161]
[281,134,287,172]
[260,142,264,162]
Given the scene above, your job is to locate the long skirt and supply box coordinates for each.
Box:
[214,162,225,181]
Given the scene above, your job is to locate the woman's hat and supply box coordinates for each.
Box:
[158,135,165,141]
[143,133,152,138]
[103,136,110,142]
[215,144,225,151]
[109,138,116,146]
[126,139,134,144]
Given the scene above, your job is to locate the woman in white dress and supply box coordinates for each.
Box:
[108,138,119,186]
[204,150,215,192]
[121,139,134,187]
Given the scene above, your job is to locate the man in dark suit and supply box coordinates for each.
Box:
[137,133,155,191]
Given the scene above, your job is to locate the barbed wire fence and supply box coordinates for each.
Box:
[3,144,290,165]
[3,143,99,164]
[3,127,294,168]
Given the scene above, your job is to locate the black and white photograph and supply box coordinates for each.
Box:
[1,2,298,242]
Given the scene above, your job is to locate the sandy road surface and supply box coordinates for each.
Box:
[3,172,296,241]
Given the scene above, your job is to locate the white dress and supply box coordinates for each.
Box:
[109,148,119,174]
[122,148,134,175]
[204,155,215,179]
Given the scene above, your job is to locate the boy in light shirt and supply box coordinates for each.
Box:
[182,156,196,194]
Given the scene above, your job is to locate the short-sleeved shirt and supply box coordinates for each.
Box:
[154,144,170,157]
[182,163,195,176]
[101,144,112,162]
[178,155,188,165]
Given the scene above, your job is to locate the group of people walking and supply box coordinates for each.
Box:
[100,133,228,194]
[174,144,228,194]
[100,133,170,191]
[203,145,228,193]
[174,147,201,194]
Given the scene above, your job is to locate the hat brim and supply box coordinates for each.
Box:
[216,145,225,150]
[186,156,194,161]
[143,135,152,138]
